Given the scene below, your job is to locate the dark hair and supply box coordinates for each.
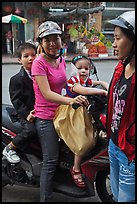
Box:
[72,55,92,65]
[120,27,135,66]
[17,42,36,58]
[120,27,134,42]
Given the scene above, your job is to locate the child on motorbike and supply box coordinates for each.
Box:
[54,55,108,188]
[3,42,37,163]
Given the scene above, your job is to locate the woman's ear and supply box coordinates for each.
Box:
[18,58,21,64]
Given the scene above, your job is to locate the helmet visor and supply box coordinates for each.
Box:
[108,17,134,33]
[108,19,128,29]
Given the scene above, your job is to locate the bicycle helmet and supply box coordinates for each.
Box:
[37,21,62,39]
[108,10,135,35]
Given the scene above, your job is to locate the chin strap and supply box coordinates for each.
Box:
[41,46,63,62]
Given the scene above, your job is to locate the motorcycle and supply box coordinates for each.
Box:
[2,65,114,202]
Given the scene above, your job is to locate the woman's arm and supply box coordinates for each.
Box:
[35,75,89,106]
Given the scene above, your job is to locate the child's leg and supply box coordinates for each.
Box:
[70,154,86,188]
[7,141,16,149]
[73,155,82,171]
[2,121,36,163]
[2,140,20,163]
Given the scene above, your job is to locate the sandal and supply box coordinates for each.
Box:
[70,167,86,188]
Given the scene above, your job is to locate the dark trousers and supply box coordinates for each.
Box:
[12,118,37,150]
[35,118,59,202]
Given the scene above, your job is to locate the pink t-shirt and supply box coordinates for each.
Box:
[31,55,67,119]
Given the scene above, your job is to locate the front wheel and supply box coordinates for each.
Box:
[96,168,114,202]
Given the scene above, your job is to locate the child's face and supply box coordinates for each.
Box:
[19,48,36,70]
[75,59,91,81]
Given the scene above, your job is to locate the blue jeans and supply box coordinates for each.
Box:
[108,139,135,202]
[35,118,59,202]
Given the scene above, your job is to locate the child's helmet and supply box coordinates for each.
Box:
[108,10,135,35]
[72,55,91,65]
[37,21,62,39]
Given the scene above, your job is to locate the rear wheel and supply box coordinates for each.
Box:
[96,168,114,202]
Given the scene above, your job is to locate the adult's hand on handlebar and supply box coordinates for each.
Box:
[72,103,81,109]
[71,95,89,109]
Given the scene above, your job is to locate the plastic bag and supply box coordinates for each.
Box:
[54,105,98,155]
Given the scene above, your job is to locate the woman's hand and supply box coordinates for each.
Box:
[70,95,89,107]
[27,109,35,122]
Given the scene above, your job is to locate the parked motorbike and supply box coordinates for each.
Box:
[2,65,114,202]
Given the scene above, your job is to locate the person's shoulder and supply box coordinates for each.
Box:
[115,61,124,70]
[10,67,23,81]
[67,76,79,84]
[10,71,19,79]
[33,54,46,65]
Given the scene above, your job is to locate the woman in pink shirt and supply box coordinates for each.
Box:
[31,21,88,202]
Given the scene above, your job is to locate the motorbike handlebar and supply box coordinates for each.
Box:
[72,85,107,110]
[72,103,81,110]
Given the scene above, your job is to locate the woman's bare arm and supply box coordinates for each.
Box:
[35,75,89,106]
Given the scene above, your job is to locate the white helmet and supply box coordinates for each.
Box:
[37,21,63,61]
[108,10,135,35]
[37,21,62,39]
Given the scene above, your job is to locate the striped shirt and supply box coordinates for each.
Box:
[66,76,93,98]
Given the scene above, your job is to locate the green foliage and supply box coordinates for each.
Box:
[68,26,78,40]
[105,40,112,47]
[99,32,105,42]
[99,32,112,47]
[68,25,113,47]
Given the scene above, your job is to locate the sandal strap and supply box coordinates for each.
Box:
[70,167,86,188]
[71,169,82,175]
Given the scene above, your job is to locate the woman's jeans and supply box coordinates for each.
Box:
[108,139,135,202]
[35,118,59,202]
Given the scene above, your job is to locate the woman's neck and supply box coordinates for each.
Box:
[42,53,58,67]
[125,56,135,79]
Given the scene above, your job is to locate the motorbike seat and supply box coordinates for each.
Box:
[2,104,22,134]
